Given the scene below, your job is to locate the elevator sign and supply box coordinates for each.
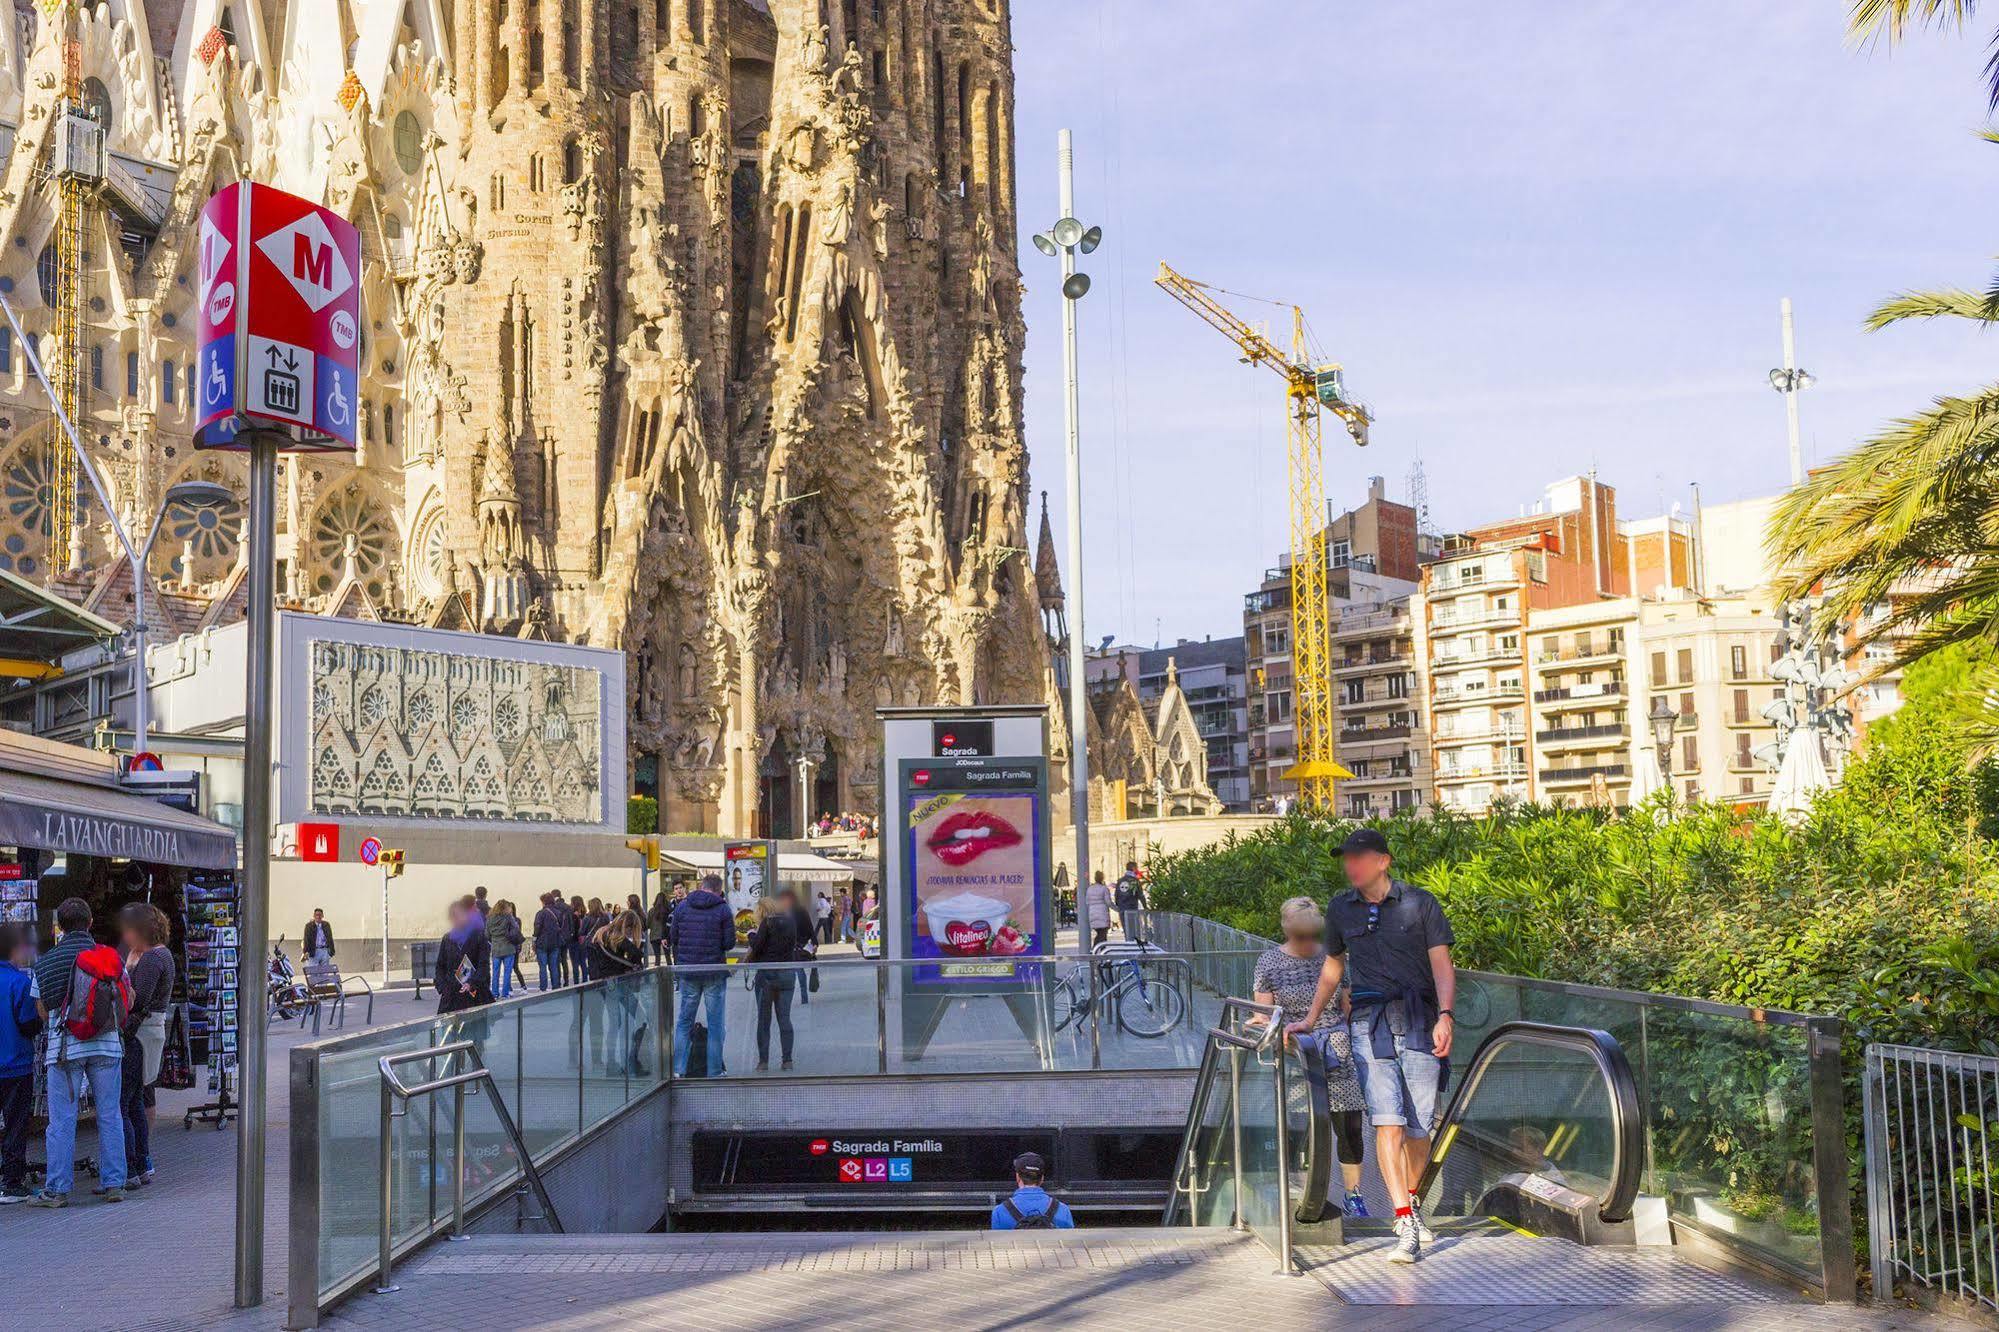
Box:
[195,182,360,449]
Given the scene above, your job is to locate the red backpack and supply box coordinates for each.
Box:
[61,945,133,1049]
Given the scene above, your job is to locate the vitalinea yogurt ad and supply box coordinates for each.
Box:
[906,791,1041,983]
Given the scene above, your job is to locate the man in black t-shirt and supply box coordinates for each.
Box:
[1290,829,1456,1264]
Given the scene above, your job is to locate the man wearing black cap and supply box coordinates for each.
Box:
[989,1151,1074,1230]
[1288,827,1456,1264]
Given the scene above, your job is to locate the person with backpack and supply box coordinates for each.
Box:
[990,1152,1074,1230]
[1113,862,1147,940]
[31,898,131,1206]
[671,874,734,1077]
[486,899,522,999]
[566,895,590,985]
[0,922,41,1204]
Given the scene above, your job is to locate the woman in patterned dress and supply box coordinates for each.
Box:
[1253,895,1372,1217]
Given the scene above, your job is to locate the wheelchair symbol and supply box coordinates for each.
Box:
[325,374,350,428]
[205,355,228,407]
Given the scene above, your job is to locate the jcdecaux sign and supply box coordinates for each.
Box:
[195,182,360,450]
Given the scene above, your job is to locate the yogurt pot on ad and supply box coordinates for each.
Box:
[920,890,1013,956]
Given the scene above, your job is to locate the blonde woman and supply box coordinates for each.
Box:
[1254,896,1370,1217]
[592,910,648,1076]
[744,895,804,1071]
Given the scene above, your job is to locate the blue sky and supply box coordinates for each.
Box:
[1011,2,1999,645]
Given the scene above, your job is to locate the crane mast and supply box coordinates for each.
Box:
[1155,262,1371,811]
[44,0,95,574]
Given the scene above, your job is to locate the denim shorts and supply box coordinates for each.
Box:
[1349,1011,1443,1136]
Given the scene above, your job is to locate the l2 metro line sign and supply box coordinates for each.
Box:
[195,182,361,451]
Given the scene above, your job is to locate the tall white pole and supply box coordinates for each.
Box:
[235,433,277,1308]
[1781,297,1803,487]
[1058,128,1091,954]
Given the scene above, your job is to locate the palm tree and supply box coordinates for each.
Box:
[1849,1,1999,105]
[1768,5,1999,744]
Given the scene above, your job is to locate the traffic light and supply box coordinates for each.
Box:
[625,836,660,872]
[381,848,405,878]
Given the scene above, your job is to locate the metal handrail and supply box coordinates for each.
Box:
[1163,998,1302,1275]
[1414,1020,1642,1224]
[372,1042,563,1297]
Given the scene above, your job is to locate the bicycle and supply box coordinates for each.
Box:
[1050,948,1188,1038]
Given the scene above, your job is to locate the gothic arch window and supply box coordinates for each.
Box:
[688,0,704,44]
[494,695,522,743]
[393,111,423,175]
[956,61,972,195]
[493,46,511,108]
[312,747,352,802]
[409,502,448,600]
[528,26,544,85]
[562,137,581,184]
[309,483,397,601]
[930,47,946,172]
[81,77,112,136]
[36,242,59,306]
[786,203,812,342]
[985,80,1001,214]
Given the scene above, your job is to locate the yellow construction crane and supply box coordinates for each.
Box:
[1155,262,1371,811]
[42,0,92,573]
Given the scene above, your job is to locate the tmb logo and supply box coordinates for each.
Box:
[808,1138,830,1156]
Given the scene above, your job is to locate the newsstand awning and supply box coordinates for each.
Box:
[0,767,238,870]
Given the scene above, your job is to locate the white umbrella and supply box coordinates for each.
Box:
[1768,731,1831,825]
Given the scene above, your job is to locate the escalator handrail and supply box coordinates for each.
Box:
[1161,999,1282,1226]
[1291,1032,1335,1225]
[1416,1020,1643,1225]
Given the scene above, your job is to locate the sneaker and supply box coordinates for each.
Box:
[0,1184,31,1205]
[1407,1202,1435,1244]
[100,1188,125,1203]
[780,1059,793,1070]
[26,1191,67,1208]
[1343,1189,1368,1218]
[1388,1216,1420,1264]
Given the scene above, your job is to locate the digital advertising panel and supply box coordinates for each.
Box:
[897,756,1049,989]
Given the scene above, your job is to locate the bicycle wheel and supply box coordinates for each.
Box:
[1116,971,1186,1038]
[1050,970,1088,1032]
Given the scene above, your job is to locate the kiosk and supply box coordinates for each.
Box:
[877,706,1052,1061]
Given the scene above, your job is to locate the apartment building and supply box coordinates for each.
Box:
[1418,475,1627,813]
[1528,599,1641,806]
[1331,600,1429,819]
[1640,591,1785,805]
[1243,478,1420,809]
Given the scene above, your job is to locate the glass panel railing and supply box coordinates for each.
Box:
[1448,973,1831,1280]
[1420,1023,1636,1223]
[296,950,1256,1320]
[1164,999,1303,1274]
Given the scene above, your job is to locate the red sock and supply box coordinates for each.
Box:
[1394,1205,1412,1219]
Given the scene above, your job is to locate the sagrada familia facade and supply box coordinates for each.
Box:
[0,0,1048,835]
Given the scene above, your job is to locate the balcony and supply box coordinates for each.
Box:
[1431,605,1516,632]
[1534,722,1628,746]
[1341,691,1415,713]
[1433,644,1517,668]
[1345,766,1415,787]
[1539,763,1630,785]
[1435,725,1525,746]
[1339,722,1412,743]
[1435,761,1529,784]
[1432,683,1525,710]
[1334,650,1405,674]
[1534,681,1626,708]
[1535,642,1626,670]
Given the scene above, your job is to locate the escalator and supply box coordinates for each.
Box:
[1166,1010,1817,1305]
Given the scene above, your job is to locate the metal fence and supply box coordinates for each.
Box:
[1864,1043,1999,1313]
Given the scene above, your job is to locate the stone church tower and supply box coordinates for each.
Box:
[0,0,1044,836]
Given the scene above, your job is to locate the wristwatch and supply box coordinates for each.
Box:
[1437,1009,1454,1018]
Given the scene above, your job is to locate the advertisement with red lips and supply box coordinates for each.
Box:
[906,790,1040,982]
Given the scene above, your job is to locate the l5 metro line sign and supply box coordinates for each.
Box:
[195,182,361,450]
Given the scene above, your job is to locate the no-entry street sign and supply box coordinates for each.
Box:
[196,182,360,449]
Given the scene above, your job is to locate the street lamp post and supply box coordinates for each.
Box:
[1648,695,1677,799]
[1768,297,1816,488]
[1032,129,1103,955]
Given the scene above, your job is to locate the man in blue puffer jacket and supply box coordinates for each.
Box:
[670,875,734,1076]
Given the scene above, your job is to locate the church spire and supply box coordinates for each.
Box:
[1035,490,1063,610]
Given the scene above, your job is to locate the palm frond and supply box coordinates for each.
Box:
[1850,0,1979,43]
[1867,286,1999,328]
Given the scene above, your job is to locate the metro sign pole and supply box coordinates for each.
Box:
[197,181,359,1311]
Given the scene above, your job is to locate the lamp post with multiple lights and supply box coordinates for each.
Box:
[1031,129,1102,951]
